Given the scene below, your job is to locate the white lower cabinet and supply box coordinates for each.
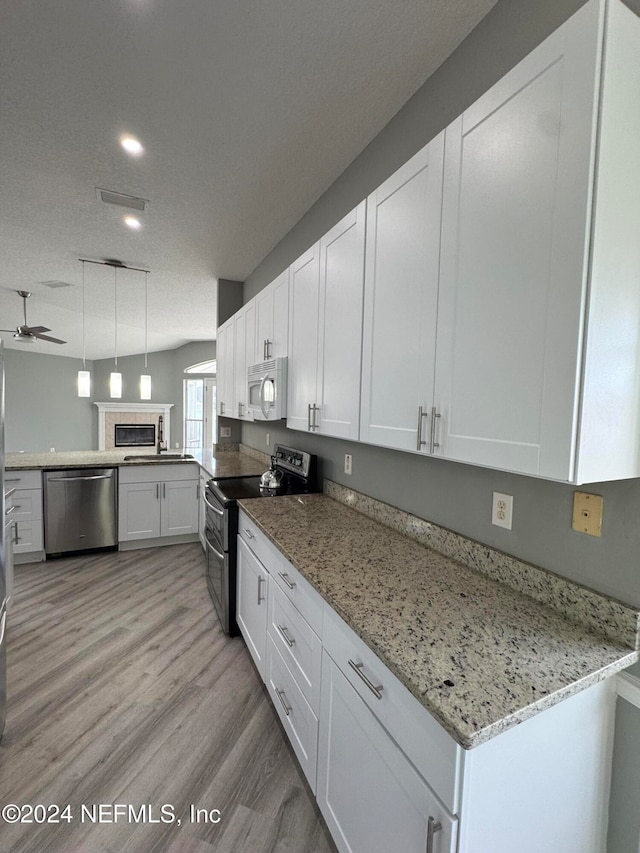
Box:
[317,651,457,853]
[5,469,44,562]
[236,536,269,679]
[237,513,616,853]
[118,465,199,544]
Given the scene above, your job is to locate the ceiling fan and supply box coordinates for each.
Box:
[0,290,67,345]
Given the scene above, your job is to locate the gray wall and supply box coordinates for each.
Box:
[3,341,215,453]
[4,348,96,452]
[93,340,216,448]
[239,2,640,847]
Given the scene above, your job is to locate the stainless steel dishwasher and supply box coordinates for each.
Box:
[44,468,117,555]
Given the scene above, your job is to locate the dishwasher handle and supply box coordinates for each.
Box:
[47,474,113,482]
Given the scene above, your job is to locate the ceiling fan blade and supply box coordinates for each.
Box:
[32,332,67,344]
[22,325,51,334]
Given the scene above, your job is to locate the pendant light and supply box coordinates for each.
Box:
[140,270,151,399]
[77,260,91,397]
[110,264,122,398]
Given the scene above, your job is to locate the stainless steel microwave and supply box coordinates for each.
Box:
[247,357,288,420]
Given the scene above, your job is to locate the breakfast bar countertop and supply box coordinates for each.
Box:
[237,492,640,749]
[4,447,267,480]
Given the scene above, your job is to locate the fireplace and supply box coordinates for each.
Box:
[95,403,174,451]
[114,423,156,447]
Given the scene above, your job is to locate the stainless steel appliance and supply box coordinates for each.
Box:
[0,342,6,740]
[44,469,117,555]
[204,444,316,636]
[247,357,288,420]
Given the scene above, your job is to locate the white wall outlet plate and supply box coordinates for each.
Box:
[266,432,270,446]
[492,492,513,529]
[220,427,231,438]
[344,454,353,475]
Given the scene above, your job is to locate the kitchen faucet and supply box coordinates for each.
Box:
[156,415,166,455]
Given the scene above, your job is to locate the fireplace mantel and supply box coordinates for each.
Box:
[94,402,174,451]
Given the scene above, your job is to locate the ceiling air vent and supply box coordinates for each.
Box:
[96,188,149,212]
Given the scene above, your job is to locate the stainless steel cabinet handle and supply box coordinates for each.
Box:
[257,575,266,604]
[429,407,441,454]
[307,403,313,431]
[275,687,292,716]
[203,494,224,516]
[238,402,243,418]
[0,609,6,648]
[266,339,272,359]
[13,521,19,545]
[313,404,320,431]
[220,401,225,415]
[4,488,16,499]
[5,505,16,516]
[5,478,21,483]
[277,624,295,647]
[243,527,255,539]
[156,483,160,500]
[426,816,442,853]
[263,339,267,360]
[163,483,166,499]
[278,571,295,590]
[417,405,428,451]
[348,659,383,700]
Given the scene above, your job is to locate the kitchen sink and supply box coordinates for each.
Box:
[123,453,195,461]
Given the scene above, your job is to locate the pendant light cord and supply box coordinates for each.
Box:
[144,270,148,369]
[81,260,86,369]
[114,265,118,368]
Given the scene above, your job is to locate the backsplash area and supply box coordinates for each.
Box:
[323,480,640,651]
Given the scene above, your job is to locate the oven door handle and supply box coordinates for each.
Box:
[203,493,224,516]
[259,374,270,419]
[205,533,225,562]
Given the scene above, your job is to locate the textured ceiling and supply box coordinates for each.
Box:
[0,0,498,360]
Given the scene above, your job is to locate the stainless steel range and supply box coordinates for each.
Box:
[204,445,317,636]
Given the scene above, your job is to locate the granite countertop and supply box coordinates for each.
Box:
[4,448,266,480]
[238,492,639,749]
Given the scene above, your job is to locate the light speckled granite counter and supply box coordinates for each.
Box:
[238,492,639,749]
[4,448,266,480]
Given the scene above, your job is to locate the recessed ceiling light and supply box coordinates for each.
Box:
[120,135,144,156]
[124,215,142,230]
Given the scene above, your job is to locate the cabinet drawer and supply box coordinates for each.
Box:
[239,510,323,635]
[268,580,322,713]
[5,469,42,490]
[323,606,462,814]
[7,489,43,522]
[13,518,44,554]
[266,633,319,793]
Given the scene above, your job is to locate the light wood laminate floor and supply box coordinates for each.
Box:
[0,544,336,853]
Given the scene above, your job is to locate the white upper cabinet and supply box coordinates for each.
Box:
[287,204,366,438]
[434,0,640,483]
[216,318,234,418]
[255,269,290,361]
[287,244,322,432]
[360,136,444,453]
[316,202,366,439]
[233,301,256,420]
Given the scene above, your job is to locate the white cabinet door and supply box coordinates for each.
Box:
[316,201,366,440]
[287,244,321,432]
[237,537,269,680]
[317,651,457,853]
[216,319,235,418]
[161,480,198,537]
[360,135,444,453]
[119,482,161,541]
[233,302,256,420]
[434,0,602,479]
[256,269,290,361]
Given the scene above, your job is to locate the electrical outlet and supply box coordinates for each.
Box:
[50,447,55,452]
[175,442,179,448]
[344,454,352,475]
[220,427,231,438]
[266,432,270,446]
[492,492,513,529]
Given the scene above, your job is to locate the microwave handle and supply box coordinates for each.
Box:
[259,374,270,419]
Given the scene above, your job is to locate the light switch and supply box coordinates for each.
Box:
[572,492,603,537]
